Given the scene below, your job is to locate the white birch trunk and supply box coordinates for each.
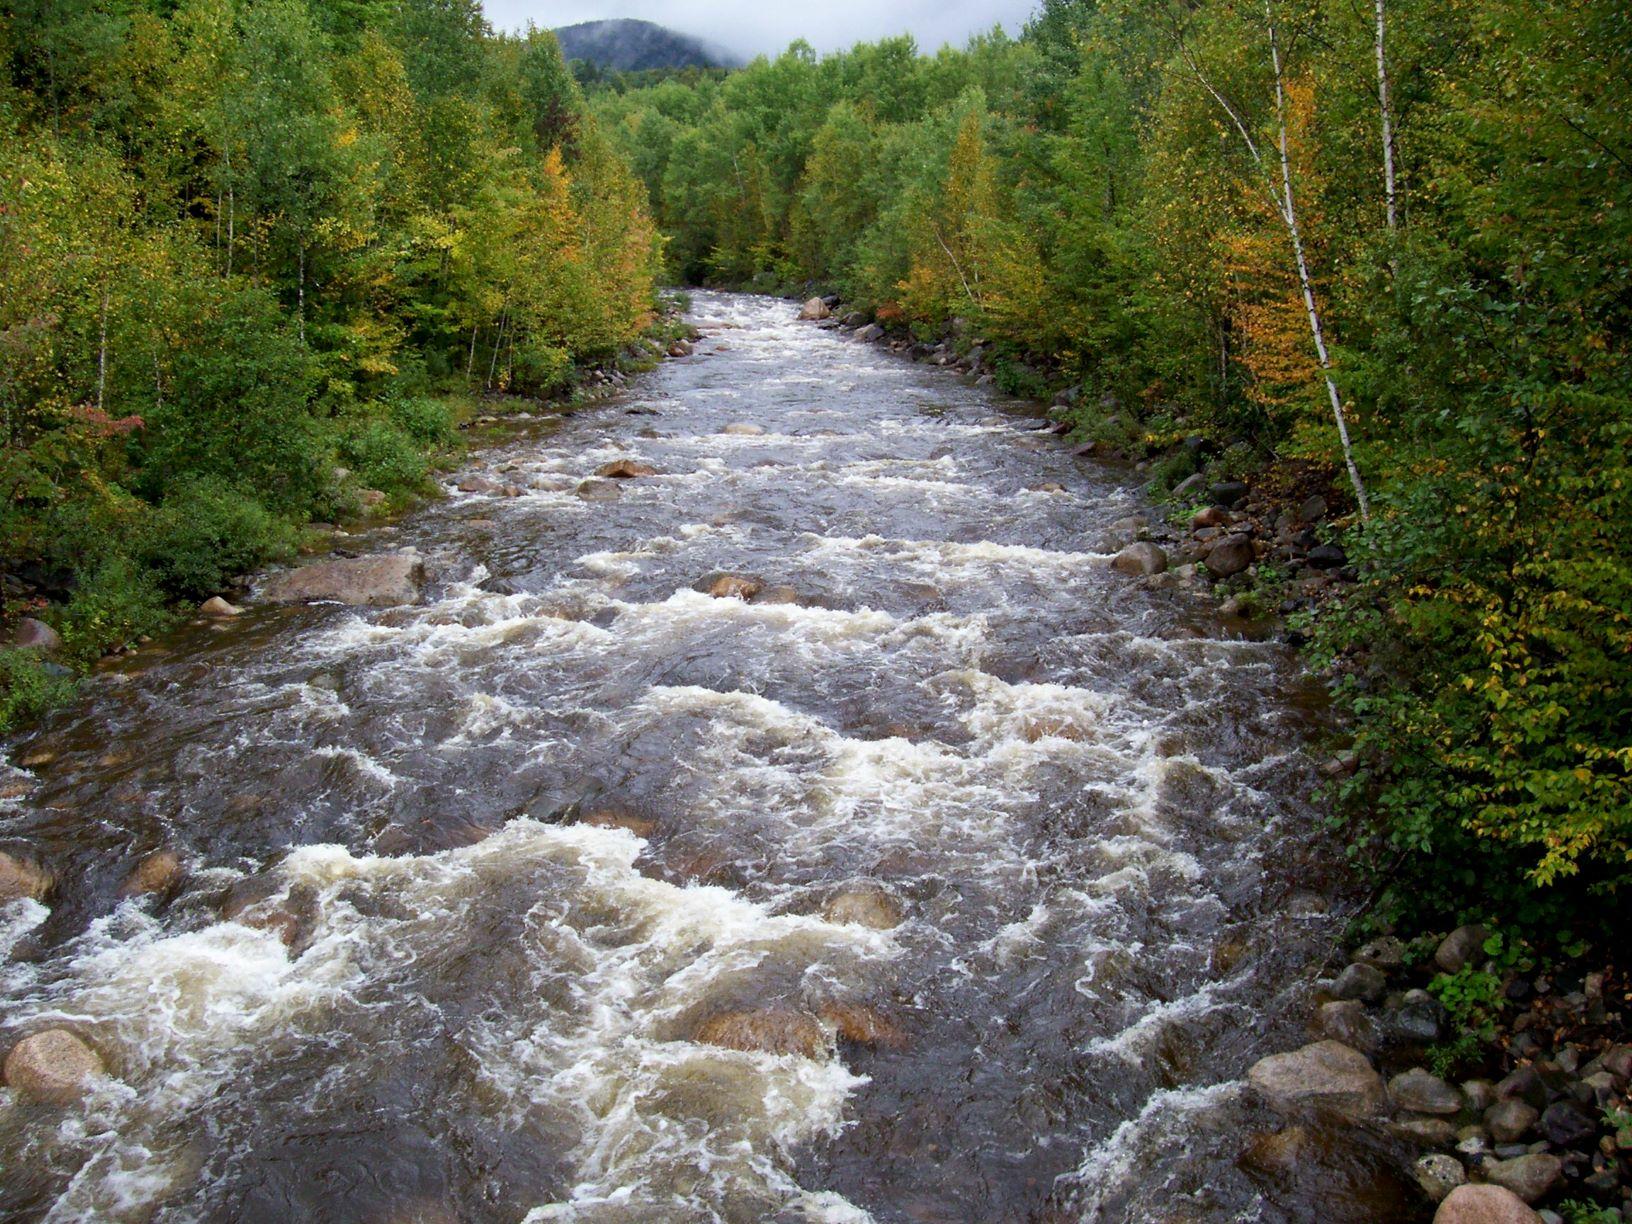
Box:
[1375,0,1399,232]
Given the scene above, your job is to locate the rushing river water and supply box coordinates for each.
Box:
[1,294,1412,1222]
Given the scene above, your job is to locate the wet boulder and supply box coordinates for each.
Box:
[799,298,830,321]
[122,850,184,897]
[707,575,763,601]
[200,596,241,618]
[1247,1040,1388,1120]
[1112,542,1169,577]
[3,1029,106,1103]
[12,618,62,651]
[819,1001,907,1049]
[1332,962,1388,1003]
[693,1010,827,1059]
[822,885,904,930]
[575,479,622,502]
[754,585,803,606]
[1204,535,1255,579]
[856,324,885,343]
[0,851,51,903]
[456,475,504,495]
[597,459,659,479]
[1315,1000,1379,1054]
[721,423,765,436]
[580,809,658,838]
[258,554,425,608]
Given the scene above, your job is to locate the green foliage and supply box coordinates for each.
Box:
[0,650,78,737]
[1,0,663,733]
[1559,1203,1621,1224]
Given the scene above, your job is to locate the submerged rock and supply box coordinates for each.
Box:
[1247,1040,1388,1119]
[3,1029,106,1103]
[819,1001,907,1049]
[0,851,51,903]
[258,554,425,608]
[707,575,763,601]
[575,479,622,502]
[122,850,184,897]
[693,1010,827,1059]
[822,885,904,930]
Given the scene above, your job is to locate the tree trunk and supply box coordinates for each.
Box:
[1267,0,1372,521]
[1375,0,1399,232]
[97,286,110,414]
[297,245,307,344]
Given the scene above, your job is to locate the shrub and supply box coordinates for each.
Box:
[387,397,456,447]
[339,419,430,493]
[0,649,78,736]
[139,480,294,601]
[56,556,171,662]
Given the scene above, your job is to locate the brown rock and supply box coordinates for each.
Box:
[1112,542,1169,577]
[1204,535,1255,579]
[258,554,425,608]
[799,298,831,321]
[3,1029,105,1102]
[819,1001,907,1049]
[1316,1000,1379,1053]
[753,585,803,606]
[1247,1040,1388,1120]
[708,576,763,601]
[1434,1185,1541,1224]
[1485,1099,1539,1143]
[1435,924,1490,974]
[693,1010,827,1059]
[597,460,659,479]
[822,885,904,930]
[1390,1068,1462,1115]
[0,851,51,903]
[1415,1153,1467,1203]
[200,597,241,618]
[456,475,504,495]
[575,479,622,502]
[122,850,184,897]
[1192,507,1230,530]
[580,809,657,838]
[1240,1126,1313,1176]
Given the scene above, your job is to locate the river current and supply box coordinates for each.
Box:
[1,294,1395,1222]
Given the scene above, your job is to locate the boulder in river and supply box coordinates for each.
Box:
[707,575,763,601]
[1434,1185,1541,1224]
[597,459,659,479]
[721,423,765,436]
[693,1009,827,1059]
[457,475,504,495]
[3,1029,106,1103]
[0,851,51,903]
[1204,535,1255,579]
[799,298,830,321]
[575,479,622,502]
[200,596,241,618]
[12,618,62,651]
[822,884,904,930]
[1112,542,1169,577]
[819,1001,907,1049]
[1247,1040,1388,1119]
[122,850,184,897]
[258,554,425,608]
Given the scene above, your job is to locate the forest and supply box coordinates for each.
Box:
[588,0,1631,934]
[1,0,660,710]
[3,0,1629,959]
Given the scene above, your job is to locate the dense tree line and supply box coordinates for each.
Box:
[1,0,661,721]
[592,0,1631,928]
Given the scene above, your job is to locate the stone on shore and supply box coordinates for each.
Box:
[1204,535,1255,579]
[1247,1040,1388,1119]
[1434,1185,1541,1224]
[3,1029,105,1103]
[799,298,831,321]
[13,618,63,651]
[1389,1068,1462,1115]
[1482,1154,1562,1203]
[1435,924,1490,974]
[258,554,425,608]
[1414,1153,1468,1203]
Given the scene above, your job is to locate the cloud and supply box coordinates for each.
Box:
[481,0,1039,58]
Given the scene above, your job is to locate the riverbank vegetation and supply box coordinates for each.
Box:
[1,0,662,726]
[590,0,1630,948]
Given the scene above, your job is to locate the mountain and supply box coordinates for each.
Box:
[551,19,742,73]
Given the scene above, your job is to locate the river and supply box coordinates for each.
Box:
[0,294,1409,1222]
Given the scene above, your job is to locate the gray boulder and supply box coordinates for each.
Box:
[1483,1154,1562,1203]
[1204,535,1255,579]
[1112,543,1169,577]
[1390,1068,1462,1115]
[12,618,62,651]
[1247,1040,1388,1120]
[257,554,425,608]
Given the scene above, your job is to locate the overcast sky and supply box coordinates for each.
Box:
[481,1,1041,58]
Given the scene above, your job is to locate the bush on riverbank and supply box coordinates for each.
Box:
[1,4,663,732]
